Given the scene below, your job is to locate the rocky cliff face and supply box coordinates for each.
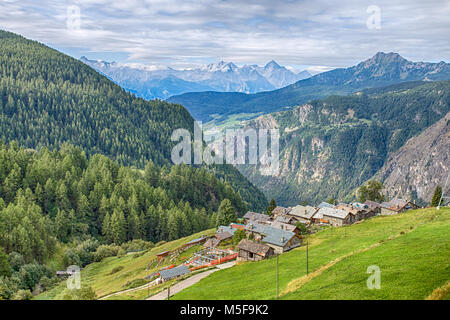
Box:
[237,81,449,206]
[375,112,450,203]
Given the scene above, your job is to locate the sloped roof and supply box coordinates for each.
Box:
[364,200,382,209]
[318,202,334,208]
[217,226,236,235]
[156,250,170,257]
[245,222,296,247]
[381,198,409,210]
[262,227,296,247]
[245,222,267,234]
[159,265,190,281]
[317,207,349,219]
[243,211,271,222]
[289,205,317,219]
[204,238,220,248]
[271,221,297,232]
[215,231,233,241]
[351,202,368,209]
[185,235,207,245]
[336,204,360,215]
[238,239,272,256]
[271,206,291,216]
[274,215,292,224]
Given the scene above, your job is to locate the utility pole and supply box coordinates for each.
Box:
[306,241,309,275]
[437,172,449,210]
[167,286,170,300]
[276,255,279,299]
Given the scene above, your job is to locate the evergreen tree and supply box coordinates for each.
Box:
[431,186,443,207]
[267,198,276,216]
[217,199,237,226]
[358,180,385,203]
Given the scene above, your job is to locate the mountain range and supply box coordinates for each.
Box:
[169,52,450,122]
[80,57,311,100]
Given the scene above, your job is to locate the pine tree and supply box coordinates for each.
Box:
[267,198,276,216]
[217,199,237,226]
[431,186,443,207]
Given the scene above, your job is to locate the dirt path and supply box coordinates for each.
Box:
[147,261,235,300]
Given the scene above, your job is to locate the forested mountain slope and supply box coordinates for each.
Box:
[0,30,267,212]
[238,80,450,205]
[0,142,252,299]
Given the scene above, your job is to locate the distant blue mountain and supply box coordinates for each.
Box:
[80,57,311,100]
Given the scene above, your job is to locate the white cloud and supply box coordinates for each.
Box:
[0,0,448,69]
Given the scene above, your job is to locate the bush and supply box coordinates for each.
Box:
[109,266,124,275]
[38,276,58,291]
[19,264,47,291]
[57,286,97,300]
[63,239,101,268]
[0,248,11,277]
[117,248,126,258]
[122,278,148,290]
[8,252,25,272]
[12,289,33,300]
[232,229,245,244]
[63,248,82,268]
[120,239,154,253]
[92,244,121,262]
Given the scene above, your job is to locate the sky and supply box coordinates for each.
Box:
[0,0,449,74]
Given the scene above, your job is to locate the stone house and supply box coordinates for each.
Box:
[237,239,274,261]
[380,198,420,215]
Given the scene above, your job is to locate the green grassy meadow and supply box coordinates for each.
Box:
[172,208,450,300]
[36,229,215,300]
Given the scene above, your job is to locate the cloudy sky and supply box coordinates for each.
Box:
[1,0,449,73]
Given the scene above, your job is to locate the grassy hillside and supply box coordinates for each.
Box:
[172,207,450,300]
[36,228,216,300]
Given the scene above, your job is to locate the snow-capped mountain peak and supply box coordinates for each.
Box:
[80,57,312,99]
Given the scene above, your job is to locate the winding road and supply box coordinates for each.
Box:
[146,261,236,300]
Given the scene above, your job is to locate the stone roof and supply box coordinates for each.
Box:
[245,222,296,247]
[238,239,272,256]
[364,200,382,209]
[159,265,191,281]
[317,207,349,220]
[243,211,271,222]
[271,221,297,233]
[203,238,220,248]
[185,235,207,245]
[274,215,292,224]
[318,202,334,208]
[245,222,267,234]
[381,198,410,210]
[289,205,317,219]
[215,231,233,241]
[271,206,291,216]
[217,226,236,235]
[336,204,360,215]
